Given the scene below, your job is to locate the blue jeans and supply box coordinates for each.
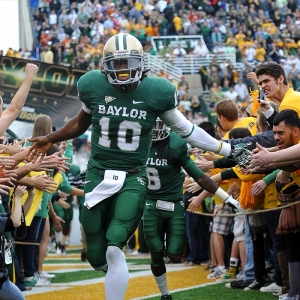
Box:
[186,211,209,263]
[244,217,255,281]
[17,216,43,278]
[266,211,282,286]
[0,279,25,300]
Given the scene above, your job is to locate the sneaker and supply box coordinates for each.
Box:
[279,293,288,299]
[61,245,66,257]
[260,282,281,293]
[81,250,87,262]
[24,277,36,287]
[244,279,264,291]
[56,243,61,255]
[161,294,172,300]
[229,279,254,289]
[217,266,238,282]
[40,271,55,279]
[207,267,227,279]
[34,274,51,287]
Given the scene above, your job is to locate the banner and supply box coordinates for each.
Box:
[151,35,205,53]
[0,56,86,129]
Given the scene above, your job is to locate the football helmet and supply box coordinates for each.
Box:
[102,33,145,86]
[152,118,170,141]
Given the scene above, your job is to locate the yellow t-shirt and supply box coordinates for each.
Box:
[224,117,257,139]
[279,88,300,116]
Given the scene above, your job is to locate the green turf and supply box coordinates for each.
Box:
[126,258,151,264]
[146,283,275,300]
[45,259,85,264]
[51,269,143,283]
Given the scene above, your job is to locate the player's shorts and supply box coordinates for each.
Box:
[143,198,186,255]
[233,211,246,242]
[81,166,147,270]
[212,205,233,235]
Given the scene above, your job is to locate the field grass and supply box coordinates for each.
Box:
[24,246,278,300]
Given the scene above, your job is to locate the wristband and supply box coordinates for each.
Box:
[215,187,230,201]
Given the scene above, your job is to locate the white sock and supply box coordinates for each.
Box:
[105,246,129,300]
[55,231,62,243]
[218,265,226,271]
[61,234,67,246]
[229,257,239,267]
[154,273,169,296]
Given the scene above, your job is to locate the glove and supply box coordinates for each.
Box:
[224,196,241,213]
[230,143,253,169]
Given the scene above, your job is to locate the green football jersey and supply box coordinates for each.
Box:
[146,131,198,202]
[78,71,177,170]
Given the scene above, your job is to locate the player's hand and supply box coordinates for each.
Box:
[27,136,53,163]
[224,196,241,213]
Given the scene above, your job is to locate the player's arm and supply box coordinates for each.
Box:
[183,157,240,212]
[160,108,231,156]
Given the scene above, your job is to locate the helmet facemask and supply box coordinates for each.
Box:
[152,118,170,142]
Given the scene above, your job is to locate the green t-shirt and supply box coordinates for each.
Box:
[78,71,177,171]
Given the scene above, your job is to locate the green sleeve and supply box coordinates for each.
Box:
[263,169,280,186]
[185,161,204,180]
[213,157,238,168]
[58,172,73,194]
[64,140,74,164]
[220,168,238,180]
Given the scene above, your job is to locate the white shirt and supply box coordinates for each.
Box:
[245,47,256,62]
[193,44,209,56]
[224,90,239,101]
[234,83,249,100]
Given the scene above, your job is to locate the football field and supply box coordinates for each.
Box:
[23,246,275,300]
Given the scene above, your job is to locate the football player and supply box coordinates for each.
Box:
[27,33,238,299]
[145,119,239,300]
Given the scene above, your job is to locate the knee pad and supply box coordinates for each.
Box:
[106,225,128,249]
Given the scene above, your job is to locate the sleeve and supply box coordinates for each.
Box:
[227,130,277,150]
[160,108,231,156]
[213,156,238,169]
[58,172,73,194]
[263,169,280,186]
[220,168,239,180]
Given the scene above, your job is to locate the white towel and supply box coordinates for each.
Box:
[84,170,127,209]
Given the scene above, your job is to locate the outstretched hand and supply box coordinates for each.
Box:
[247,143,275,173]
[27,136,53,163]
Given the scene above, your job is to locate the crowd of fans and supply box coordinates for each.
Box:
[2,0,300,123]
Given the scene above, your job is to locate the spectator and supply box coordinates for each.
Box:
[193,40,209,56]
[234,78,250,102]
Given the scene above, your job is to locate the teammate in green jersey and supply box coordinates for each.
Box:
[145,119,239,300]
[27,33,239,299]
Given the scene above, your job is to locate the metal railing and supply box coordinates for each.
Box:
[144,53,241,81]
